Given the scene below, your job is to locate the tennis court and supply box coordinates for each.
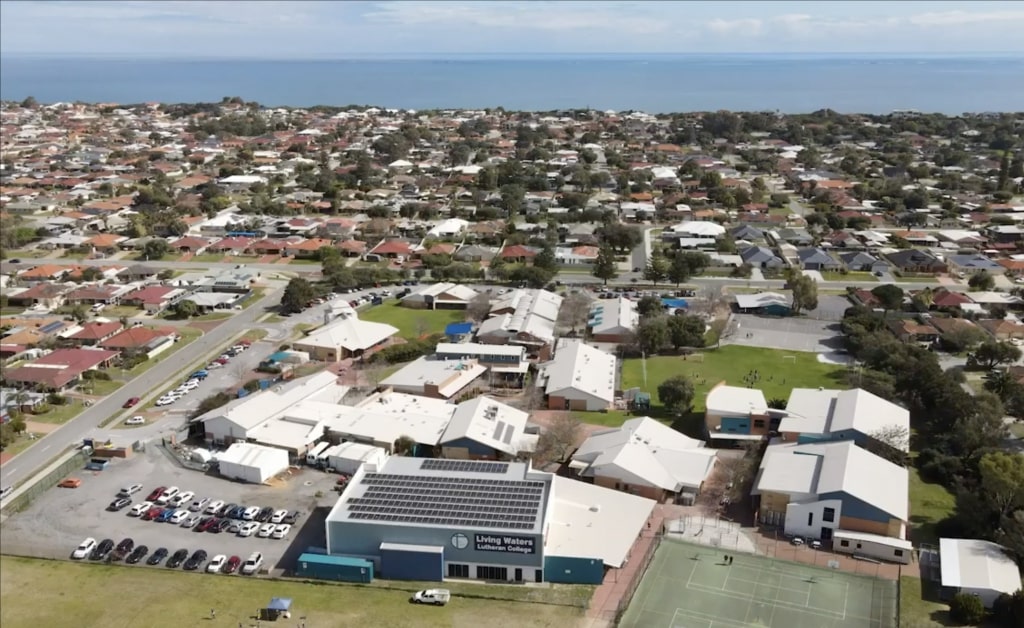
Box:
[619,539,897,628]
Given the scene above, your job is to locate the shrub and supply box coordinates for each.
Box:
[82,370,112,381]
[950,592,985,625]
[189,392,232,420]
[46,393,67,406]
[243,379,262,392]
[993,590,1024,627]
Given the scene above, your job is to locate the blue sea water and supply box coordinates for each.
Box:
[1,55,1022,114]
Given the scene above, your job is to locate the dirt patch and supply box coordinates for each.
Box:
[23,421,60,435]
[529,411,607,448]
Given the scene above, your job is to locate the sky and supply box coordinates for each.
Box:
[2,0,1024,57]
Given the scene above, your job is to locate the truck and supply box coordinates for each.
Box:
[306,442,330,466]
[411,589,451,606]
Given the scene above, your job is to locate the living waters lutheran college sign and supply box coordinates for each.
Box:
[474,534,536,554]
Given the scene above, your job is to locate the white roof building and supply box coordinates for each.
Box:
[781,388,910,451]
[401,282,479,309]
[216,442,290,484]
[539,340,616,411]
[706,385,769,417]
[588,296,639,339]
[571,417,717,497]
[380,356,487,399]
[734,292,791,310]
[324,441,389,475]
[439,396,534,458]
[479,289,563,350]
[665,221,726,239]
[293,312,398,359]
[426,218,470,238]
[939,538,1023,608]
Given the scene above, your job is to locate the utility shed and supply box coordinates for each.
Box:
[939,538,1023,608]
[216,442,290,484]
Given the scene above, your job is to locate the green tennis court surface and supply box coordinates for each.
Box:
[620,539,897,628]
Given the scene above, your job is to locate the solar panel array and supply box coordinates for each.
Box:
[420,459,510,474]
[346,473,545,530]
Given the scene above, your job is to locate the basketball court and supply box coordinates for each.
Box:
[619,539,897,628]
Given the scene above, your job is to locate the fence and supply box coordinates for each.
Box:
[613,528,664,624]
[0,448,89,516]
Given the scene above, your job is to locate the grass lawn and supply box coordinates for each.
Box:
[5,248,49,259]
[191,253,227,263]
[124,326,202,378]
[192,311,234,321]
[908,462,956,546]
[240,329,269,343]
[26,402,85,425]
[77,379,122,396]
[899,576,953,627]
[895,275,938,284]
[359,302,467,340]
[97,305,143,319]
[0,556,585,628]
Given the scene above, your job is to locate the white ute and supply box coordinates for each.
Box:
[411,589,451,606]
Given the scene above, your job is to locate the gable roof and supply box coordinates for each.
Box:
[939,538,1023,594]
[439,396,529,457]
[294,313,397,353]
[781,388,909,449]
[541,340,616,404]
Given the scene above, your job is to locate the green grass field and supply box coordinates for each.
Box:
[622,346,846,414]
[898,576,953,627]
[620,540,896,628]
[907,464,956,546]
[0,556,584,628]
[358,302,467,340]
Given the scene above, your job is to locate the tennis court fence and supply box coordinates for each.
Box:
[613,528,664,624]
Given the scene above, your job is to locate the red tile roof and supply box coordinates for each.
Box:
[125,285,178,304]
[370,240,413,255]
[3,348,119,388]
[68,321,123,341]
[99,326,176,350]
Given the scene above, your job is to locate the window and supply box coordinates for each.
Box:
[754,419,765,428]
[840,540,849,547]
[476,565,508,581]
[894,550,904,557]
[807,513,814,526]
[856,543,862,549]
[447,563,469,578]
[822,508,835,523]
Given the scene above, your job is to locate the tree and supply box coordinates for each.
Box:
[280,277,315,314]
[533,245,557,272]
[979,452,1024,518]
[532,413,582,466]
[968,270,996,291]
[643,254,668,285]
[865,426,910,465]
[466,293,492,322]
[667,253,691,286]
[767,398,787,409]
[393,435,417,456]
[635,316,669,354]
[993,590,1024,628]
[657,375,696,416]
[667,314,706,349]
[676,251,710,277]
[973,340,1022,370]
[508,265,554,289]
[636,295,663,318]
[591,243,618,285]
[69,305,88,323]
[558,292,593,334]
[949,592,985,625]
[142,239,170,261]
[785,269,818,315]
[870,284,904,313]
[170,299,198,319]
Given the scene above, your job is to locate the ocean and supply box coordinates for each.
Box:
[1,55,1022,114]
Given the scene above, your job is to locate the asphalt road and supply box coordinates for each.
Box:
[0,287,284,490]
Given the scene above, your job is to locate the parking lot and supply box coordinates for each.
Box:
[1,445,340,575]
[726,314,845,353]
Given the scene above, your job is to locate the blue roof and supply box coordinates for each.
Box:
[298,553,373,567]
[445,322,473,335]
[661,298,689,308]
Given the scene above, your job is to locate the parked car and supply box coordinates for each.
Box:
[146,486,166,502]
[89,539,114,561]
[166,549,189,568]
[241,552,263,575]
[124,416,145,425]
[118,483,143,497]
[155,486,179,505]
[282,511,303,525]
[255,506,274,522]
[411,589,451,606]
[270,509,288,524]
[207,554,227,573]
[257,523,276,538]
[122,397,140,408]
[72,538,97,560]
[125,544,149,564]
[197,517,218,532]
[238,521,260,538]
[128,501,153,517]
[157,508,177,523]
[241,506,260,521]
[111,538,134,561]
[183,549,208,571]
[223,555,241,574]
[146,547,169,566]
[169,490,194,507]
[58,478,82,489]
[189,497,210,512]
[182,515,202,529]
[205,500,225,515]
[215,518,233,533]
[107,497,132,512]
[169,509,190,525]
[271,524,291,540]
[143,506,166,521]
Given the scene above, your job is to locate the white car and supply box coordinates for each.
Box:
[205,500,225,515]
[206,554,227,573]
[238,521,260,537]
[270,509,288,524]
[118,483,143,497]
[181,379,200,391]
[169,509,190,524]
[182,515,202,529]
[72,538,97,559]
[128,501,153,516]
[206,362,222,370]
[189,497,210,512]
[241,506,260,521]
[257,523,276,538]
[241,552,263,575]
[156,486,179,505]
[155,397,174,407]
[271,524,290,539]
[171,490,195,506]
[124,416,145,425]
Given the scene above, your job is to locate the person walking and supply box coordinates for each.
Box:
[210,609,216,619]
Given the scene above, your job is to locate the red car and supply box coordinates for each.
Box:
[223,555,241,574]
[122,397,140,408]
[142,506,165,521]
[147,486,166,502]
[197,517,219,532]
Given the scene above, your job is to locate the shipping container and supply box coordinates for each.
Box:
[296,553,373,583]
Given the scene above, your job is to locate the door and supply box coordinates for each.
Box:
[514,568,522,582]
[535,569,543,583]
[821,527,833,540]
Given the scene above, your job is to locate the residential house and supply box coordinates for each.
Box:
[887,318,939,344]
[837,251,879,272]
[2,347,119,391]
[122,285,187,314]
[753,440,910,563]
[65,321,124,347]
[884,249,947,274]
[779,388,910,453]
[168,235,212,254]
[704,384,775,443]
[797,248,841,271]
[739,246,786,269]
[207,236,255,256]
[945,254,1005,277]
[569,417,718,504]
[497,244,539,264]
[6,283,72,309]
[117,265,160,282]
[978,319,1024,341]
[64,284,131,306]
[84,233,127,254]
[335,238,367,258]
[731,224,765,242]
[452,244,497,262]
[929,317,981,343]
[538,340,616,411]
[99,326,178,355]
[772,228,814,246]
[929,288,975,311]
[283,238,333,259]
